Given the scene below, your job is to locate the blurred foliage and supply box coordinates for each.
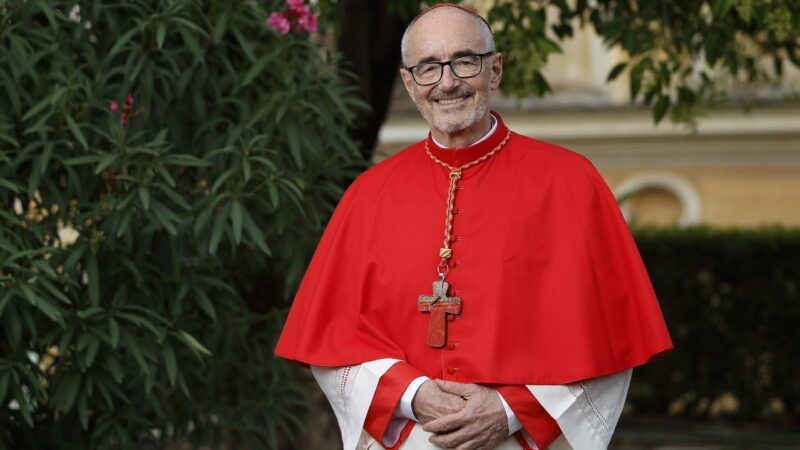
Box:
[0,0,363,448]
[489,0,799,127]
[630,227,800,422]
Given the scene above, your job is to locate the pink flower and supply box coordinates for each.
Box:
[109,100,118,112]
[120,113,128,127]
[267,11,290,35]
[126,93,134,106]
[287,0,305,13]
[296,11,318,32]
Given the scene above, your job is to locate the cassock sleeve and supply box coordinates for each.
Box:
[495,385,562,449]
[529,369,633,450]
[310,359,401,450]
[363,361,424,447]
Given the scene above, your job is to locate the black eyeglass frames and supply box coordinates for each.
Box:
[405,51,495,86]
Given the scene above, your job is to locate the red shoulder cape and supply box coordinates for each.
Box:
[275,114,672,384]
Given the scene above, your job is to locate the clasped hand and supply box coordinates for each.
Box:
[411,379,508,449]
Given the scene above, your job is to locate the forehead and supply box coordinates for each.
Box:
[405,8,487,63]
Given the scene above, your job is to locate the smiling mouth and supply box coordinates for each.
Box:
[434,96,470,106]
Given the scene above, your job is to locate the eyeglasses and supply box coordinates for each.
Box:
[405,51,495,86]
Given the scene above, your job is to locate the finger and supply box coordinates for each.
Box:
[422,410,468,434]
[435,379,474,396]
[428,424,477,449]
[454,439,481,450]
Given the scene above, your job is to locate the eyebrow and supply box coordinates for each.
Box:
[415,48,481,65]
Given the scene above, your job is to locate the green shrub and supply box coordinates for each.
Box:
[630,227,800,422]
[0,1,363,448]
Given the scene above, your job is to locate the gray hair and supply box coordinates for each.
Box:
[400,7,495,67]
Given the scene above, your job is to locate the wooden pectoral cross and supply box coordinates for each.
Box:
[417,280,462,348]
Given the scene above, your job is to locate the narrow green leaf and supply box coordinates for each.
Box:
[94,154,118,174]
[164,154,211,167]
[208,208,226,254]
[22,95,53,121]
[159,184,191,210]
[211,168,236,194]
[38,297,64,324]
[607,62,627,82]
[116,209,134,237]
[149,200,178,235]
[194,289,216,320]
[194,207,212,237]
[139,186,150,210]
[156,23,167,49]
[122,333,151,375]
[108,318,120,349]
[0,176,20,193]
[64,154,103,166]
[106,354,124,383]
[284,122,303,168]
[230,200,243,244]
[64,243,87,269]
[65,115,89,149]
[84,335,100,368]
[78,394,89,430]
[268,183,279,208]
[654,95,671,123]
[59,372,82,413]
[108,26,141,58]
[242,207,271,255]
[211,7,230,44]
[241,55,271,87]
[14,382,34,427]
[39,278,70,304]
[77,306,103,320]
[178,330,212,356]
[162,341,177,385]
[87,255,99,306]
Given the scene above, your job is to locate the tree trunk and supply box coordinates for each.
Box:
[337,0,412,161]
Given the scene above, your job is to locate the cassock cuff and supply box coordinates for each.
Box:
[364,361,424,447]
[495,385,561,449]
[497,390,523,435]
[396,376,429,421]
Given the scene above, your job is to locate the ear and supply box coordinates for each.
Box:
[399,68,418,102]
[489,52,503,90]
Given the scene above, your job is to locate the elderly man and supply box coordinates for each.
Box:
[275,4,672,450]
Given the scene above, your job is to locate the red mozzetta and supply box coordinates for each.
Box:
[275,113,672,385]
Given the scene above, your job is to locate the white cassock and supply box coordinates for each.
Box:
[311,359,632,450]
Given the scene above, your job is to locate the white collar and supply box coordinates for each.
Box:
[431,114,498,149]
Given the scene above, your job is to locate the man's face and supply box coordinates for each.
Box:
[400,8,503,136]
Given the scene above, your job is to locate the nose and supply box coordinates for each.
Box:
[438,64,459,91]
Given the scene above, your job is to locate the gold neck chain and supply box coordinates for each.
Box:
[424,129,511,279]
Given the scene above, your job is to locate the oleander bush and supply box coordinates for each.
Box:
[0,1,363,448]
[630,227,800,423]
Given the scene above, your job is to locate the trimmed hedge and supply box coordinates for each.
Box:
[630,227,800,422]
